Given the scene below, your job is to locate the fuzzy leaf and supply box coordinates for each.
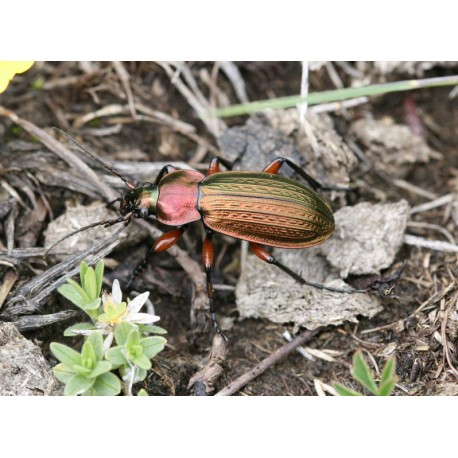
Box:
[95,260,104,297]
[57,284,86,309]
[83,298,101,311]
[105,346,127,368]
[380,357,396,385]
[88,361,112,379]
[53,364,75,383]
[141,336,166,359]
[131,353,152,371]
[91,371,121,396]
[81,340,97,369]
[84,267,97,301]
[126,328,141,348]
[334,383,363,396]
[137,389,148,396]
[114,321,136,346]
[351,352,378,395]
[66,279,91,304]
[135,367,148,382]
[140,324,168,335]
[64,374,95,396]
[87,331,104,361]
[50,342,81,367]
[63,323,97,337]
[80,261,88,289]
[377,379,396,396]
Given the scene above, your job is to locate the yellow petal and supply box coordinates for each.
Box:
[0,61,34,94]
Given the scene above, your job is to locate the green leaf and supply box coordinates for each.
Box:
[66,279,91,304]
[126,328,141,348]
[140,324,168,335]
[84,267,97,301]
[141,336,166,359]
[114,321,136,346]
[351,352,378,395]
[88,361,112,379]
[377,357,397,396]
[80,261,88,289]
[131,353,152,370]
[53,364,75,383]
[105,346,127,368]
[91,372,121,396]
[63,322,97,336]
[72,364,92,376]
[57,284,86,309]
[81,340,97,370]
[135,367,147,382]
[380,357,396,385]
[137,389,148,396]
[211,75,458,118]
[334,383,363,396]
[50,342,81,367]
[377,379,396,396]
[64,374,95,396]
[87,332,104,361]
[83,298,101,311]
[95,260,104,297]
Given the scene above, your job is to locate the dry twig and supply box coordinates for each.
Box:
[215,329,318,396]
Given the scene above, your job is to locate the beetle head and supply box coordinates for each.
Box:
[119,185,159,219]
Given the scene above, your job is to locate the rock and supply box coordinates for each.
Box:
[349,118,439,178]
[321,200,410,277]
[0,323,60,396]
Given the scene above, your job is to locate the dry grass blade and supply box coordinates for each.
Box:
[219,61,249,103]
[2,231,122,318]
[13,311,79,332]
[0,270,18,310]
[441,292,458,378]
[404,234,458,253]
[157,62,226,137]
[0,106,116,201]
[112,61,137,119]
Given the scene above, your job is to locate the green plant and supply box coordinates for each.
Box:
[50,260,167,395]
[334,351,397,396]
[211,75,458,118]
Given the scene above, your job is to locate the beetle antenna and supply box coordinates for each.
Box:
[52,128,137,190]
[45,213,132,256]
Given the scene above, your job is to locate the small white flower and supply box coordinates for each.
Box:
[71,280,160,352]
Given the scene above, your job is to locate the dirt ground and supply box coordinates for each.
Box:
[1,61,458,396]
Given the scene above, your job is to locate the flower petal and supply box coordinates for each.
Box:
[124,312,160,324]
[111,279,122,305]
[103,333,114,352]
[127,291,150,313]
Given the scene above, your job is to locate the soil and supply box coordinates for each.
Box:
[1,61,457,396]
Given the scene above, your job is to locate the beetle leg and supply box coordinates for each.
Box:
[263,157,350,192]
[208,157,233,175]
[154,165,177,185]
[249,242,365,294]
[126,226,187,288]
[202,228,227,340]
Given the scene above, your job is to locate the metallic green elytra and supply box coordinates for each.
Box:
[199,172,335,248]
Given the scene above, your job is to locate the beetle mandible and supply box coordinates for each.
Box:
[50,130,365,339]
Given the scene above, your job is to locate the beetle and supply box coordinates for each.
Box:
[49,130,365,339]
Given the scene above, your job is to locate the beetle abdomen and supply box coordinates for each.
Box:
[199,172,335,248]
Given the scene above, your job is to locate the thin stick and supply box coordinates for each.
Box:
[215,329,318,396]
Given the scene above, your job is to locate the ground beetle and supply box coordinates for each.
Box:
[50,130,365,339]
